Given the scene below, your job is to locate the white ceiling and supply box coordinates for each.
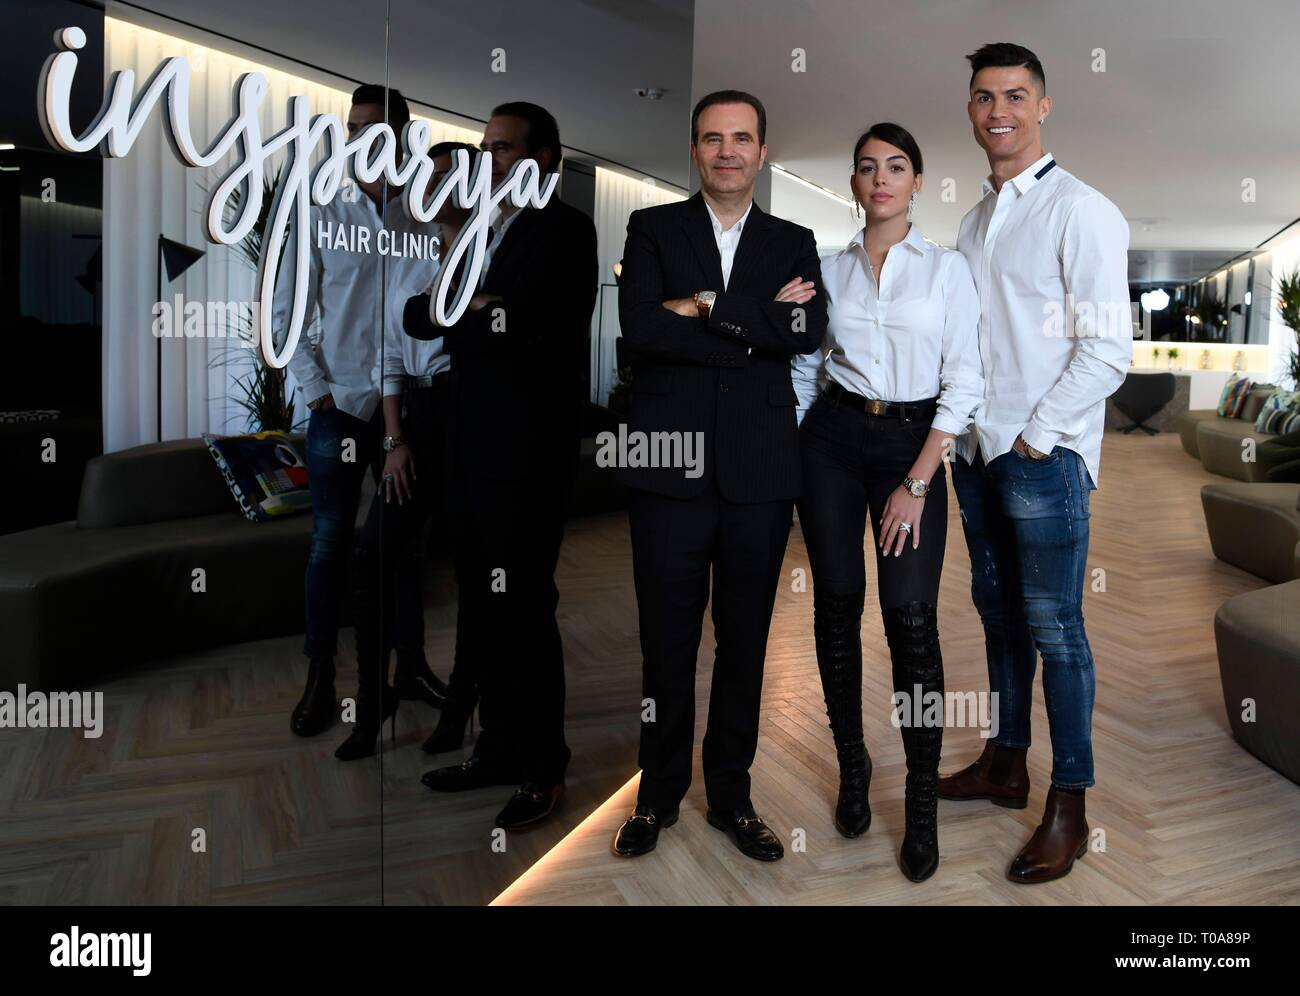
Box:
[108,0,696,187]
[693,0,1300,255]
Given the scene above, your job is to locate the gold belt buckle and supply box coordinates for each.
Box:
[865,398,888,416]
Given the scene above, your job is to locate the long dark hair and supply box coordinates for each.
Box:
[851,122,923,176]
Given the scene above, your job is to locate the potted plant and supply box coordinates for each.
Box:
[1167,346,1180,369]
[1275,266,1300,389]
[207,168,301,433]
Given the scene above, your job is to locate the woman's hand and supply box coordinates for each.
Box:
[382,445,416,505]
[879,484,923,557]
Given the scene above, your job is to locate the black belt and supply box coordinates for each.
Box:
[823,382,938,420]
[405,372,449,390]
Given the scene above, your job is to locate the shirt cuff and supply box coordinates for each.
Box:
[299,378,332,405]
[1020,421,1062,456]
[930,412,968,437]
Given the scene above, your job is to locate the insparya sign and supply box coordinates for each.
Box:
[37,25,558,367]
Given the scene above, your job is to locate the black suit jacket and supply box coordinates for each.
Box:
[616,192,827,501]
[405,197,598,482]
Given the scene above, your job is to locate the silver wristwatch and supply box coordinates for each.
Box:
[903,476,930,497]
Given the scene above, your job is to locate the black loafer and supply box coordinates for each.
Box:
[706,806,784,861]
[421,755,523,792]
[613,804,679,857]
[495,782,564,830]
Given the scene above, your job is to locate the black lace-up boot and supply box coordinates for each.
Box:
[813,588,872,838]
[884,601,944,882]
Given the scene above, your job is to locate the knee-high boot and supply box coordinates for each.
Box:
[884,601,944,881]
[813,588,872,837]
[336,541,398,761]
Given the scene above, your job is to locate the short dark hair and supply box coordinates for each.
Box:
[966,42,1046,94]
[691,90,767,146]
[490,101,563,172]
[428,140,479,162]
[351,83,411,133]
[852,122,923,176]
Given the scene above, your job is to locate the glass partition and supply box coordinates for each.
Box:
[0,0,393,905]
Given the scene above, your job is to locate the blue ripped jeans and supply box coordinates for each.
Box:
[951,445,1097,789]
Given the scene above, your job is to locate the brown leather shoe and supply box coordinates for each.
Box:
[936,741,1029,808]
[1006,786,1089,884]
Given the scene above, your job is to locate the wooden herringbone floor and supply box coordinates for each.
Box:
[1,432,1296,905]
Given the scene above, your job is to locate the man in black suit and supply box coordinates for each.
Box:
[405,102,598,831]
[612,90,828,861]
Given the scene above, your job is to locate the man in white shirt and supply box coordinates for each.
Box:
[335,142,478,761]
[939,43,1132,884]
[272,86,443,740]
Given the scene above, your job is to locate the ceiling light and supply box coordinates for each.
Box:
[1141,288,1170,312]
[769,163,854,207]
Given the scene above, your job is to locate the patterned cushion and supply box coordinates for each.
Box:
[1218,376,1252,418]
[202,431,312,522]
[1255,389,1300,434]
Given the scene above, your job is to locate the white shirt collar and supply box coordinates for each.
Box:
[981,151,1056,198]
[848,224,931,257]
[705,198,753,237]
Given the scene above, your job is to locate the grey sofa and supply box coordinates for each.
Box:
[1215,573,1300,786]
[1208,490,1300,787]
[0,426,629,692]
[1177,385,1277,481]
[1201,483,1300,584]
[0,436,351,692]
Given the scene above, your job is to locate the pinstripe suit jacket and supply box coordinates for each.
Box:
[616,192,828,501]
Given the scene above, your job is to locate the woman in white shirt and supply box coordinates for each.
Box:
[792,123,983,882]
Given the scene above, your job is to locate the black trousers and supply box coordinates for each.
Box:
[354,380,452,678]
[453,459,575,784]
[797,391,947,609]
[630,481,794,812]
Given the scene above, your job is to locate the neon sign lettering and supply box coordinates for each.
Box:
[38,26,558,367]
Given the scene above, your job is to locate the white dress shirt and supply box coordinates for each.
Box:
[956,152,1132,485]
[705,199,753,290]
[792,224,984,436]
[479,204,523,289]
[383,254,447,398]
[271,183,439,421]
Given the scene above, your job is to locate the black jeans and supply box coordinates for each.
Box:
[797,391,947,609]
[354,380,450,678]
